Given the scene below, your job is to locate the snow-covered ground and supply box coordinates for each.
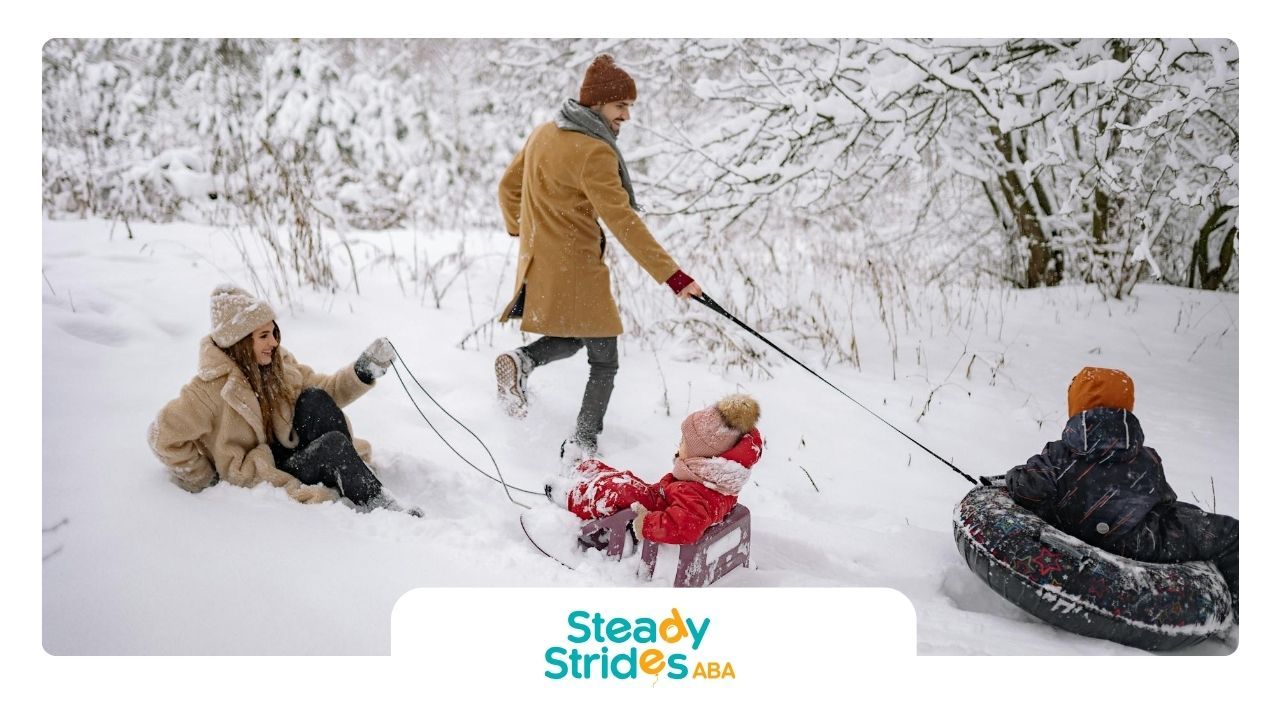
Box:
[41,218,1242,657]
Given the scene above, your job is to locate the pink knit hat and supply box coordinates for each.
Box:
[679,394,761,458]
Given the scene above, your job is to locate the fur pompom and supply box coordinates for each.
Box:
[717,394,760,433]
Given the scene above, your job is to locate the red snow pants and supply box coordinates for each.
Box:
[566,459,664,520]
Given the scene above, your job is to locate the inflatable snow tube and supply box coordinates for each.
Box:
[953,486,1233,651]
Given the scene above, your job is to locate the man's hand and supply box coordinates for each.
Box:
[678,281,703,299]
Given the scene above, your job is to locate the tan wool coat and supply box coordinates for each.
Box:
[148,336,374,502]
[498,122,680,338]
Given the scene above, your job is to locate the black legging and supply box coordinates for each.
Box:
[271,387,382,505]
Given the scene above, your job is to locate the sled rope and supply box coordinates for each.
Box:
[386,340,541,508]
[692,294,980,486]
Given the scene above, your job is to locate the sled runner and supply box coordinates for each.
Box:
[521,505,752,587]
[954,485,1234,651]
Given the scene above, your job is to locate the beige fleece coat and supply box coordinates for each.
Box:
[148,336,373,502]
[498,122,680,338]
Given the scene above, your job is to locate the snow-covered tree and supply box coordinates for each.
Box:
[42,38,1239,310]
[646,39,1238,297]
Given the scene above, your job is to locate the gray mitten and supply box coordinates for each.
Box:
[355,337,395,383]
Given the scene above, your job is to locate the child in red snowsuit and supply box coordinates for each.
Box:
[563,394,763,545]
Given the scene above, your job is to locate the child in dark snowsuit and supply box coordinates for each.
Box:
[558,394,763,545]
[1004,367,1239,617]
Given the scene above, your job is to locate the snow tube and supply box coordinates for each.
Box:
[953,486,1233,651]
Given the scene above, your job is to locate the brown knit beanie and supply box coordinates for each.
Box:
[579,55,637,107]
[209,284,276,348]
[1067,367,1135,417]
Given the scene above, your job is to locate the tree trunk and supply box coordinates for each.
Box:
[1189,204,1237,291]
[992,128,1061,287]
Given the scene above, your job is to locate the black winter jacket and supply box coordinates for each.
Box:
[1005,408,1178,545]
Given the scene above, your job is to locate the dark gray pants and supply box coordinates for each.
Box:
[521,336,619,442]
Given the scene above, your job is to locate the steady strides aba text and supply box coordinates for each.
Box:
[544,608,735,681]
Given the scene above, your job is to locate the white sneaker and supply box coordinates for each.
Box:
[495,350,532,417]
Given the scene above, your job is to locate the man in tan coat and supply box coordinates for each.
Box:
[495,55,701,461]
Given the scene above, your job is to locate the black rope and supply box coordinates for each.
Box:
[385,340,543,508]
[692,294,980,486]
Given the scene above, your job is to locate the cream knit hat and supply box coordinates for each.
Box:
[209,284,276,348]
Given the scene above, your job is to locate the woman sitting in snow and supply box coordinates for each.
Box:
[1001,366,1237,617]
[552,394,763,545]
[148,285,420,516]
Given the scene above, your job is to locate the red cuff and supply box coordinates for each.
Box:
[665,269,695,294]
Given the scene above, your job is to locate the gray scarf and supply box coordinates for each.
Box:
[555,98,641,211]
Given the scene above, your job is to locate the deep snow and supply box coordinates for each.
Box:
[42,218,1242,658]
